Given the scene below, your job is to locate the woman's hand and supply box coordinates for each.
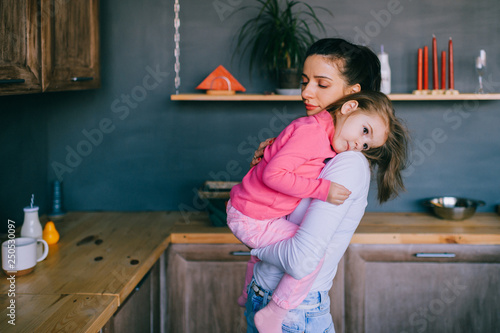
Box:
[326,181,351,205]
[250,137,276,168]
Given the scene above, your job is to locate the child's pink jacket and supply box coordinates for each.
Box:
[230,110,336,220]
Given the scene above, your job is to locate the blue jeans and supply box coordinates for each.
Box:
[245,278,335,333]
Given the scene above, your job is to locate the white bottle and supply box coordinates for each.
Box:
[21,206,44,257]
[378,45,391,95]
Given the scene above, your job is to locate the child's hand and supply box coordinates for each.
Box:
[326,182,351,205]
[250,137,276,168]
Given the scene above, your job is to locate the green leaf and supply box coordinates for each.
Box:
[231,0,332,82]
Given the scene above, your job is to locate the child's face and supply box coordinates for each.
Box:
[332,102,388,153]
[301,55,360,116]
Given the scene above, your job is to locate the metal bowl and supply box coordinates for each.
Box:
[422,196,485,220]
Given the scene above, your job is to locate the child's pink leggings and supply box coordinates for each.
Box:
[226,200,324,310]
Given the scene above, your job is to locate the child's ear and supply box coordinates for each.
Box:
[340,100,359,114]
[349,84,361,94]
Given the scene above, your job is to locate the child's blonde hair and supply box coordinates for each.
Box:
[327,91,409,203]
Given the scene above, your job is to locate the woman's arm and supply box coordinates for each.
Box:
[251,152,370,279]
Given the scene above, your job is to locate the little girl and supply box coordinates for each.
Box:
[227,90,395,332]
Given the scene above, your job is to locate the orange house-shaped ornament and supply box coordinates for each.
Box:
[196,65,246,95]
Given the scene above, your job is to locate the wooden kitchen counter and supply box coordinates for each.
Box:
[0,211,498,332]
[0,294,118,333]
[0,211,178,333]
[171,211,500,245]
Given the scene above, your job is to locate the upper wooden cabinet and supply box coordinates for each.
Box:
[41,0,100,92]
[0,0,100,96]
[0,0,42,95]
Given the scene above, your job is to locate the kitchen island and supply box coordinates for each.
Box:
[1,211,499,332]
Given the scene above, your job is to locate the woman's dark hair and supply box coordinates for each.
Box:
[305,38,381,92]
[327,91,410,204]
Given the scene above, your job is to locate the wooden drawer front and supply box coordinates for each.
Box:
[345,244,500,333]
[166,244,249,333]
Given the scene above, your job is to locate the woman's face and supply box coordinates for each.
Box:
[301,55,360,116]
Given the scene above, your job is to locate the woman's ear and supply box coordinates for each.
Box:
[340,100,359,114]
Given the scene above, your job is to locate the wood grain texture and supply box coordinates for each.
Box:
[41,0,100,92]
[352,212,500,244]
[0,294,118,333]
[166,244,251,333]
[169,212,500,245]
[0,0,42,95]
[0,211,496,332]
[0,211,176,304]
[345,244,500,333]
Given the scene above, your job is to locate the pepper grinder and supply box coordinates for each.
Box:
[21,194,44,257]
[49,180,65,218]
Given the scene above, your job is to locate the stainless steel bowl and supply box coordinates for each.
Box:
[422,196,486,220]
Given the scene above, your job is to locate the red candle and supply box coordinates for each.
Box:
[432,35,438,89]
[448,37,454,90]
[441,51,446,89]
[423,46,429,90]
[417,48,423,90]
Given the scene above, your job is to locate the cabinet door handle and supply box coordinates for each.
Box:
[414,253,456,258]
[0,79,25,84]
[71,77,94,82]
[230,251,251,256]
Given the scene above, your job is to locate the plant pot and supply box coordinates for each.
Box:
[278,68,301,89]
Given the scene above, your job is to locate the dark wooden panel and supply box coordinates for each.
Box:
[166,243,347,333]
[166,244,249,333]
[111,263,154,333]
[345,244,500,333]
[41,0,100,91]
[0,0,42,95]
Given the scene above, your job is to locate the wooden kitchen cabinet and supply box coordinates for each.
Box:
[166,243,249,333]
[101,260,162,333]
[164,243,346,333]
[0,0,42,95]
[344,244,500,333]
[0,0,100,96]
[40,0,100,92]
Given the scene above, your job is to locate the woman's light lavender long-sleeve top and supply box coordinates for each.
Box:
[251,151,370,292]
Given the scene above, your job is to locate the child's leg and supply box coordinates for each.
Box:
[226,200,300,249]
[227,200,301,307]
[254,257,325,333]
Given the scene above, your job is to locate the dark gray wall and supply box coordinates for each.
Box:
[1,0,499,231]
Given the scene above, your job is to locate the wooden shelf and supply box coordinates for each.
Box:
[170,93,500,101]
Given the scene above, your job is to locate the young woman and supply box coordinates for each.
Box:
[241,38,409,332]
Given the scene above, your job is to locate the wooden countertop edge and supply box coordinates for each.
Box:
[84,295,120,333]
[169,232,500,245]
[116,234,173,305]
[350,233,500,244]
[168,212,500,245]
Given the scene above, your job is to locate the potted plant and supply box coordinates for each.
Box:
[233,0,331,93]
